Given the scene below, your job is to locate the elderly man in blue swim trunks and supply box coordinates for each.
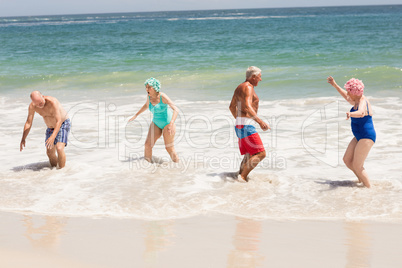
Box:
[20,91,71,168]
[229,66,270,182]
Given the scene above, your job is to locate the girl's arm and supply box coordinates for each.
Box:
[129,97,149,122]
[327,76,354,105]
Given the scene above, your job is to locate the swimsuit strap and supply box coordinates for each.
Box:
[160,95,163,104]
[366,100,370,115]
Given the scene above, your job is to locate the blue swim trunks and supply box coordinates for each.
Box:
[45,118,71,146]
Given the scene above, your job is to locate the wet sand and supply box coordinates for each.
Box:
[1,212,402,267]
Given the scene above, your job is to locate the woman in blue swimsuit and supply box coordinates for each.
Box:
[129,78,179,163]
[327,76,376,188]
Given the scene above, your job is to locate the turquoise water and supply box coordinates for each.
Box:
[0,5,401,100]
[1,6,402,221]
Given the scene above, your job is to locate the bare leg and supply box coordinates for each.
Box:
[352,139,374,188]
[239,153,250,175]
[144,122,163,162]
[46,146,58,167]
[163,123,179,163]
[239,150,266,182]
[56,142,66,168]
[343,138,361,183]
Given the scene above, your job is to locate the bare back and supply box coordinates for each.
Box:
[31,96,68,128]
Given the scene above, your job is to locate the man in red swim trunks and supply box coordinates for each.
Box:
[229,66,270,182]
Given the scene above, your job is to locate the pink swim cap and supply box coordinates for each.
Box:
[344,78,364,96]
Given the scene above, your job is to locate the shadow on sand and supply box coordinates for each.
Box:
[12,161,52,172]
[315,179,363,191]
[207,171,239,182]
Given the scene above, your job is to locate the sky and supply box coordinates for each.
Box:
[0,0,401,17]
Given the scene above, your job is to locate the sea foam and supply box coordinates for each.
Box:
[1,96,401,221]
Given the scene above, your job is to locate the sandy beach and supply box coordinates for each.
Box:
[1,211,401,267]
[1,5,401,268]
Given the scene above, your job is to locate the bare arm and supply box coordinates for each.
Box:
[327,76,354,105]
[244,86,270,131]
[20,105,35,151]
[347,97,366,119]
[229,94,237,118]
[162,93,179,135]
[128,97,149,122]
[161,93,178,124]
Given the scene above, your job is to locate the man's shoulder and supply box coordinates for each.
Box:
[44,96,61,106]
[44,95,57,102]
[237,82,253,93]
[28,102,35,111]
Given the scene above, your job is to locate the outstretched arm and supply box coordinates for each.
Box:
[20,105,35,151]
[327,76,353,104]
[129,97,149,122]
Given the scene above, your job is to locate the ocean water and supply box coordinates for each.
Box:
[0,5,401,221]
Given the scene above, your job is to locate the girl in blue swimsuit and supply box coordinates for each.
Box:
[129,77,179,163]
[327,76,375,188]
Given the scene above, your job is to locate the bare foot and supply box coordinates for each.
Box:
[171,153,179,163]
[237,174,248,183]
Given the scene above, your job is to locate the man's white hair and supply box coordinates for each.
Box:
[246,66,261,79]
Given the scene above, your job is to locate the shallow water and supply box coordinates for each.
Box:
[1,94,401,221]
[0,6,401,221]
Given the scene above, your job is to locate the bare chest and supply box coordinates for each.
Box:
[34,106,54,118]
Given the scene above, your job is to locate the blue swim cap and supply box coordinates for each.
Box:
[144,77,161,92]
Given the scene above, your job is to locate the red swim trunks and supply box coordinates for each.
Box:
[235,125,265,155]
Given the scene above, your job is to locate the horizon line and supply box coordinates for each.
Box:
[0,4,400,19]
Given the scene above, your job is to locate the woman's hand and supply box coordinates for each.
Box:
[327,76,336,86]
[166,122,175,136]
[128,115,137,122]
[346,112,351,120]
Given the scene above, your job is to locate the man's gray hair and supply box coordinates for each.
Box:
[246,66,261,79]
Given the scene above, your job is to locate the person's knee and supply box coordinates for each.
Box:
[56,143,65,154]
[343,156,352,168]
[352,161,363,172]
[259,150,266,159]
[46,149,55,157]
[165,141,175,150]
[165,145,176,154]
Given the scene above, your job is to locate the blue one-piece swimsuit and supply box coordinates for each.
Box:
[350,101,376,143]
